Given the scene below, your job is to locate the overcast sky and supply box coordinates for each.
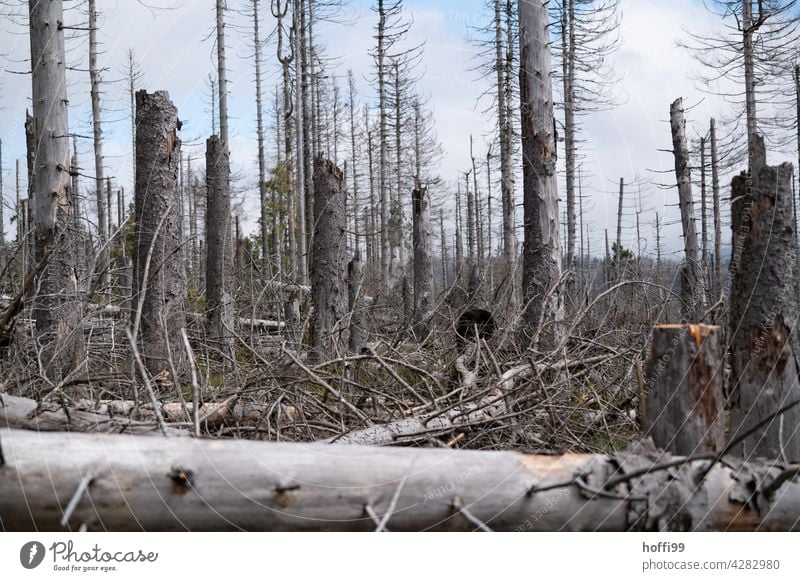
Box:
[0,0,792,259]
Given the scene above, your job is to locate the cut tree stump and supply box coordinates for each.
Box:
[642,324,724,455]
[1,429,799,531]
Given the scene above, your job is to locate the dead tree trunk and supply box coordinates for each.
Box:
[643,324,725,455]
[729,138,800,462]
[310,158,347,361]
[494,0,515,266]
[669,98,705,321]
[518,0,563,346]
[205,136,235,358]
[710,118,722,298]
[3,428,800,531]
[28,0,84,379]
[347,252,365,354]
[412,184,433,336]
[88,0,109,291]
[132,90,187,379]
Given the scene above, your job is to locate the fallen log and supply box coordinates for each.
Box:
[0,393,183,436]
[0,429,798,531]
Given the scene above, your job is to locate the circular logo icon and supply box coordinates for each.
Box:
[20,541,46,569]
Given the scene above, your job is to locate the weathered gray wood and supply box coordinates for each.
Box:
[0,393,182,436]
[729,140,800,462]
[412,185,433,335]
[133,91,187,378]
[347,252,365,354]
[710,118,722,299]
[2,428,800,531]
[669,98,705,321]
[642,324,725,455]
[518,0,563,347]
[310,158,347,361]
[205,135,235,357]
[28,0,84,379]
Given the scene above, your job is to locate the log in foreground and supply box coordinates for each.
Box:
[1,429,799,531]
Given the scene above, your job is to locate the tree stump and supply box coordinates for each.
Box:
[729,138,800,461]
[642,324,724,455]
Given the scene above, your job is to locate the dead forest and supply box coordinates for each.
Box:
[2,0,800,532]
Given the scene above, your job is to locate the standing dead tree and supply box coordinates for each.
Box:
[670,98,705,322]
[205,136,235,359]
[412,184,432,336]
[729,137,800,462]
[518,0,563,346]
[28,0,84,380]
[310,157,347,361]
[132,91,187,379]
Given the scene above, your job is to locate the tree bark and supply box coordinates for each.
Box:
[729,138,800,462]
[132,90,187,379]
[88,0,109,291]
[710,118,722,298]
[348,252,365,354]
[518,0,563,347]
[412,185,433,336]
[310,157,347,361]
[205,136,235,357]
[28,0,84,379]
[643,324,725,455]
[3,428,800,531]
[495,0,515,265]
[669,98,705,321]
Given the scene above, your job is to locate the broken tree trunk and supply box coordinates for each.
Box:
[669,98,705,322]
[205,135,235,359]
[132,90,187,379]
[2,429,800,531]
[642,324,724,455]
[412,185,433,336]
[729,138,800,462]
[310,157,347,362]
[348,252,365,354]
[518,0,563,348]
[28,0,84,381]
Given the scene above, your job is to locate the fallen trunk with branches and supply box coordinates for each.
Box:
[0,428,798,531]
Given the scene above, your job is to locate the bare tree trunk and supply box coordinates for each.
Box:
[310,158,347,362]
[495,0,514,265]
[700,136,709,295]
[615,177,623,279]
[669,98,705,321]
[276,6,296,279]
[412,185,433,336]
[439,207,448,290]
[518,0,563,346]
[710,118,722,298]
[216,0,229,146]
[378,0,390,283]
[132,91,187,379]
[88,0,109,291]
[0,138,4,247]
[348,252,365,354]
[205,136,234,359]
[561,0,576,290]
[643,324,725,455]
[292,0,308,284]
[28,0,84,379]
[5,428,800,531]
[299,0,314,280]
[729,138,800,462]
[743,0,758,168]
[253,0,270,277]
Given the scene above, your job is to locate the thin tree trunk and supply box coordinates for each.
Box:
[205,136,235,359]
[132,91,187,379]
[348,252,365,354]
[710,118,722,298]
[310,158,347,362]
[669,98,705,322]
[495,0,514,265]
[292,0,308,284]
[216,0,229,146]
[615,177,623,279]
[562,0,576,287]
[743,0,758,168]
[729,138,800,462]
[700,136,709,292]
[518,0,563,347]
[412,185,433,336]
[378,0,390,283]
[253,0,270,277]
